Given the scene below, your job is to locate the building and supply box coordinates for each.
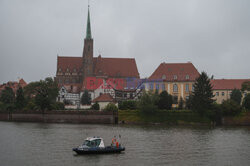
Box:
[55,7,140,104]
[0,78,27,95]
[92,93,117,110]
[144,62,200,105]
[211,79,250,104]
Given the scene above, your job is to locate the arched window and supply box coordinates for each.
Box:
[173,84,178,92]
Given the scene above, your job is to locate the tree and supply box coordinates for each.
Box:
[157,91,173,110]
[91,102,100,110]
[24,77,59,111]
[221,100,241,116]
[230,89,242,105]
[138,91,157,113]
[15,87,26,110]
[241,81,250,91]
[0,87,15,111]
[191,72,214,115]
[0,87,15,104]
[81,90,91,105]
[243,94,250,110]
[178,97,184,110]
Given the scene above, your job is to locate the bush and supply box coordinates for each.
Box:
[23,101,37,111]
[91,102,100,110]
[118,100,137,110]
[243,94,250,110]
[51,102,65,110]
[104,103,118,112]
[221,100,241,116]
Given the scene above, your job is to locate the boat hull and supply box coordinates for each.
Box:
[73,146,125,155]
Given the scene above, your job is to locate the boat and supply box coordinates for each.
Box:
[72,136,125,154]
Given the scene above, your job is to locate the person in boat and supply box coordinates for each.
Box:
[111,136,117,147]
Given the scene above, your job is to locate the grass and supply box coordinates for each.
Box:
[118,109,211,125]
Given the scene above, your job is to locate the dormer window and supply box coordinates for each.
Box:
[186,75,190,80]
[66,68,69,72]
[58,68,62,72]
[173,75,177,80]
[73,68,77,72]
[162,74,166,80]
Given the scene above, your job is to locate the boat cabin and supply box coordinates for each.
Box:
[82,137,105,148]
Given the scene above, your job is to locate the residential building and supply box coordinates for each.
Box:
[211,79,250,104]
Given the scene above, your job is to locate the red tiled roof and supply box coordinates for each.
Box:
[93,56,140,78]
[92,93,114,103]
[57,56,140,78]
[57,56,83,72]
[19,78,27,87]
[211,79,250,90]
[149,62,200,81]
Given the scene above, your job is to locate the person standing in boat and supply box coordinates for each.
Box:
[112,136,117,147]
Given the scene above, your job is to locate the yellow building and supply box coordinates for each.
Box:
[144,62,200,106]
[211,79,250,104]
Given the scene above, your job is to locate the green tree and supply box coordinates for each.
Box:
[15,87,26,110]
[0,87,15,111]
[138,91,157,113]
[91,102,100,110]
[81,90,91,105]
[230,89,242,105]
[24,77,59,111]
[241,81,250,91]
[191,72,214,115]
[0,87,15,104]
[221,100,241,116]
[243,94,250,110]
[157,91,173,110]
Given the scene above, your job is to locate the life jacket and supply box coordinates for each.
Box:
[116,141,119,148]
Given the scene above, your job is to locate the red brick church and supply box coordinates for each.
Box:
[55,7,140,103]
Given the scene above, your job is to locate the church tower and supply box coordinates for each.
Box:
[82,6,93,79]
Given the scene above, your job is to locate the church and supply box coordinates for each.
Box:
[55,7,140,105]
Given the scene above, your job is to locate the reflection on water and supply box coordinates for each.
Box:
[0,122,250,166]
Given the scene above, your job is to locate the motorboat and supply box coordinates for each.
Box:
[72,136,125,154]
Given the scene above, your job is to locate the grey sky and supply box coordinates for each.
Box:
[0,0,250,84]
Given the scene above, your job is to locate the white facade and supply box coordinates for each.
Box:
[58,86,80,106]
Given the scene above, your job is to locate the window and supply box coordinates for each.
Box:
[216,92,219,96]
[173,75,177,80]
[192,84,195,92]
[150,84,154,90]
[162,74,166,80]
[186,75,190,80]
[156,84,159,90]
[222,92,225,96]
[186,96,189,100]
[173,84,178,92]
[162,84,165,90]
[185,84,189,92]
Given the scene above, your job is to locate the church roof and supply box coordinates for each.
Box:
[57,56,140,78]
[149,62,199,81]
[211,79,250,90]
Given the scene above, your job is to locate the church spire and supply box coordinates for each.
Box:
[86,6,92,39]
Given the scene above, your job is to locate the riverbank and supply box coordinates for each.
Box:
[0,110,118,124]
[118,110,212,125]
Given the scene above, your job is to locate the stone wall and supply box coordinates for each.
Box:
[0,110,118,124]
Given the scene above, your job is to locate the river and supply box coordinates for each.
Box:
[0,121,250,166]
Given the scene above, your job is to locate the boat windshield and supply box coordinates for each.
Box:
[83,139,101,147]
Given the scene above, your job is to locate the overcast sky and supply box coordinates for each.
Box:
[1,0,250,84]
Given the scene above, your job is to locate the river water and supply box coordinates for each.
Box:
[0,122,250,166]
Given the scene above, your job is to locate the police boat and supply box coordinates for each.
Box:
[72,136,125,154]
